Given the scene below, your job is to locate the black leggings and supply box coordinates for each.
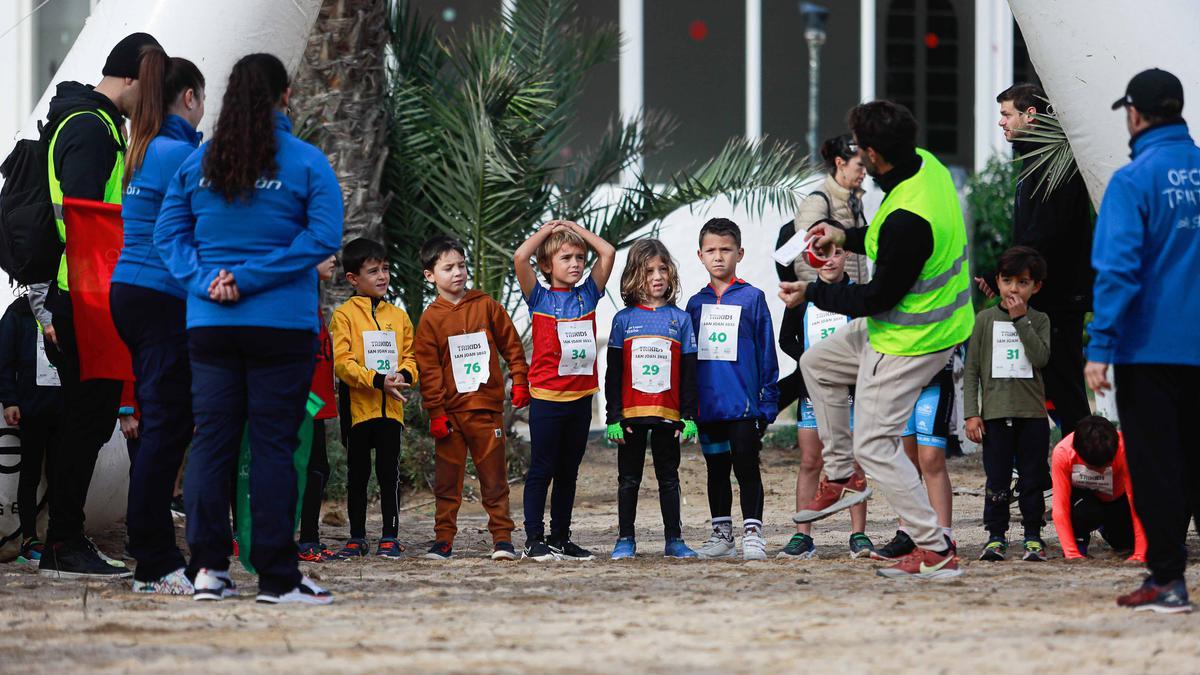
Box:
[17,414,56,539]
[298,419,329,543]
[347,418,402,540]
[699,419,764,527]
[982,417,1050,539]
[1070,490,1135,551]
[617,422,682,541]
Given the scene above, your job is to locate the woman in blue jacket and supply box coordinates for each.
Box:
[110,48,205,595]
[155,53,342,605]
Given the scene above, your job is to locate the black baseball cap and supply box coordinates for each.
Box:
[1112,68,1184,115]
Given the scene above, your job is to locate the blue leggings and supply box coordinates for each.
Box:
[523,396,593,543]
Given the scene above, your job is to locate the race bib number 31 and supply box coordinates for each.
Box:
[448,331,491,393]
[698,304,740,361]
[556,320,596,376]
[630,337,672,393]
[991,322,1032,379]
[363,330,399,375]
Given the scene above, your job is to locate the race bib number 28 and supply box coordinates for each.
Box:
[363,330,399,375]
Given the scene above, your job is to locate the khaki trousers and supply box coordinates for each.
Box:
[433,410,515,544]
[800,318,952,550]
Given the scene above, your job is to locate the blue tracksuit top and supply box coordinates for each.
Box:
[685,279,780,424]
[1088,122,1200,366]
[113,114,202,299]
[154,111,343,332]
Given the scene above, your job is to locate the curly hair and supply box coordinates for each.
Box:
[620,239,680,306]
[203,53,289,202]
[125,48,204,186]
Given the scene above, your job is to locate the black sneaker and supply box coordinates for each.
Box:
[256,576,333,605]
[491,541,517,561]
[523,538,556,562]
[776,532,816,559]
[38,538,132,579]
[979,536,1008,561]
[170,495,186,518]
[869,530,915,561]
[423,541,452,560]
[548,538,594,561]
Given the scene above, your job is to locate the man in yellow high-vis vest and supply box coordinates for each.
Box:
[780,101,972,580]
[32,32,161,581]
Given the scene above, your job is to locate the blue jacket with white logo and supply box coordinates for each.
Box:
[154,112,343,332]
[685,279,779,424]
[113,114,201,298]
[1089,122,1200,366]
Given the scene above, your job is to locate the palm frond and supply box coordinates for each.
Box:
[1014,108,1080,201]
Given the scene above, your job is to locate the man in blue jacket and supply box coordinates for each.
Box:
[1087,68,1200,614]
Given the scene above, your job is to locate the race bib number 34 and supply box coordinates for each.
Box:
[630,337,672,393]
[448,332,491,393]
[991,322,1032,379]
[698,304,740,361]
[556,320,596,376]
[363,330,399,375]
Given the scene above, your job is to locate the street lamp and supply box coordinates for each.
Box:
[800,2,829,158]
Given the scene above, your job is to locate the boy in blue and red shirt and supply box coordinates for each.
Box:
[604,239,700,560]
[686,218,780,561]
[513,220,616,561]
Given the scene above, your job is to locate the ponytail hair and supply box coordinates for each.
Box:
[203,53,289,203]
[125,49,205,186]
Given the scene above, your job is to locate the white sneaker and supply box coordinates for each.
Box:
[256,576,334,605]
[742,527,768,561]
[132,568,194,595]
[695,528,737,559]
[193,568,238,601]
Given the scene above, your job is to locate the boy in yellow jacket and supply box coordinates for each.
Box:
[330,238,417,560]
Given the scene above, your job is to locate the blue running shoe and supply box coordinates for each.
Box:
[664,539,698,559]
[611,537,636,560]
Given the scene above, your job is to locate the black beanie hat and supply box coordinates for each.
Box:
[102,32,162,79]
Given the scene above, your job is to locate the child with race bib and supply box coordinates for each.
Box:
[604,239,701,560]
[414,235,530,561]
[686,218,779,561]
[513,220,615,561]
[776,245,874,560]
[963,246,1052,562]
[330,238,417,560]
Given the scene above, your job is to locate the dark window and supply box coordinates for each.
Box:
[1012,20,1042,88]
[34,0,90,100]
[878,0,974,168]
[411,0,501,41]
[644,0,745,179]
[560,0,620,167]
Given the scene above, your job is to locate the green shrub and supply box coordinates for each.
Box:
[966,154,1015,307]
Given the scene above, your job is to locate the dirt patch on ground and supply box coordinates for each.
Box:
[3,441,1199,673]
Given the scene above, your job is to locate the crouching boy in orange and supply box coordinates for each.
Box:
[414,236,531,561]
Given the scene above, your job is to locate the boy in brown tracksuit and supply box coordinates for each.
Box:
[414,236,530,561]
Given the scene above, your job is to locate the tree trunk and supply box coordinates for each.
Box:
[291,0,390,314]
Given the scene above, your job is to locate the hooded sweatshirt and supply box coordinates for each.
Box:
[154,112,343,332]
[331,295,418,428]
[113,114,202,298]
[685,279,779,424]
[0,296,64,417]
[47,81,126,203]
[413,289,529,418]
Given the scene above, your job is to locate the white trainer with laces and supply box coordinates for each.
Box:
[132,568,194,595]
[742,527,768,561]
[696,528,737,559]
[256,576,334,605]
[193,568,238,601]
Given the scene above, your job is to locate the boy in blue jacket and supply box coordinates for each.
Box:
[686,218,779,560]
[1088,68,1200,614]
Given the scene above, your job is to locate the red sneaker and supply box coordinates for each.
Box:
[793,472,872,523]
[1117,577,1193,614]
[876,547,962,579]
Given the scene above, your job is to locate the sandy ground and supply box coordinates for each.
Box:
[3,439,1200,674]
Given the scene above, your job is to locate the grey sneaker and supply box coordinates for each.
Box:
[696,528,737,559]
[742,527,767,561]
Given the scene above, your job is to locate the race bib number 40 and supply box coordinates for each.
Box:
[363,330,399,375]
[698,304,740,361]
[448,332,491,393]
[630,337,672,393]
[556,320,596,376]
[991,322,1032,379]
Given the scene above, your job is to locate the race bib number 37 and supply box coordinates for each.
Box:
[698,304,740,361]
[630,337,672,393]
[363,330,399,375]
[448,331,491,393]
[556,320,596,376]
[991,322,1032,379]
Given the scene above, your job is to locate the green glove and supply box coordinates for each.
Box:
[606,422,625,444]
[681,419,698,443]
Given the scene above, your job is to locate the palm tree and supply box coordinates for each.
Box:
[291,0,391,313]
[384,0,817,321]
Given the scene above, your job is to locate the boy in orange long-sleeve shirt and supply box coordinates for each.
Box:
[414,236,530,561]
[1051,415,1146,562]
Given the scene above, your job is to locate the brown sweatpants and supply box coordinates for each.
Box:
[433,410,515,544]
